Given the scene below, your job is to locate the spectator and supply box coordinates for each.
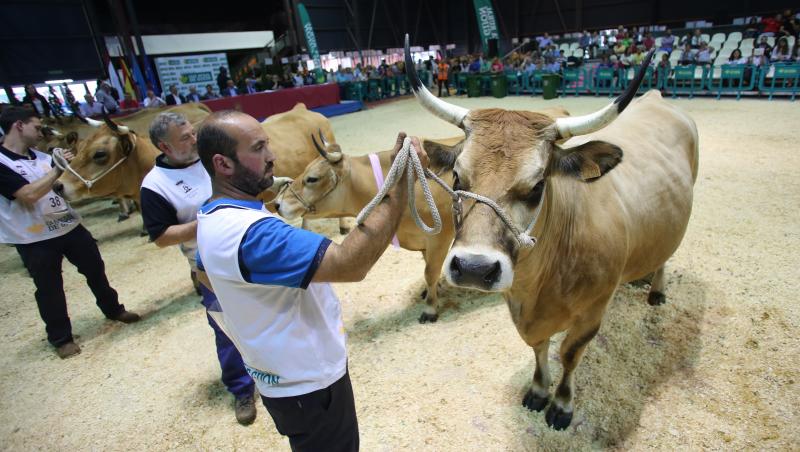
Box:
[185,86,202,103]
[436,59,450,97]
[678,43,696,65]
[579,30,591,49]
[216,67,231,94]
[222,80,238,97]
[771,37,793,62]
[490,57,503,73]
[79,94,104,117]
[749,48,769,68]
[656,53,671,87]
[760,14,782,37]
[164,85,186,105]
[202,84,220,100]
[94,82,119,113]
[21,85,51,118]
[245,78,259,94]
[119,92,139,111]
[695,42,714,66]
[757,35,774,56]
[291,72,304,87]
[688,29,703,48]
[619,46,635,68]
[143,89,166,109]
[468,57,481,73]
[643,32,655,50]
[632,46,647,66]
[780,10,799,37]
[728,48,748,64]
[537,32,553,49]
[613,39,627,55]
[659,29,676,53]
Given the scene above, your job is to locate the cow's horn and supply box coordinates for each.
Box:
[312,130,342,163]
[101,108,130,134]
[74,111,104,128]
[44,126,63,137]
[404,34,468,128]
[555,49,655,139]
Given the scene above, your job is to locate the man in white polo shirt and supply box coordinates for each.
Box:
[140,111,257,425]
[0,107,139,359]
[195,110,427,451]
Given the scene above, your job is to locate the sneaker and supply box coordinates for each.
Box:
[56,341,81,359]
[234,394,257,425]
[111,310,141,324]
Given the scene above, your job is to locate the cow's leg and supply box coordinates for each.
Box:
[647,265,666,306]
[546,314,603,430]
[523,340,552,412]
[418,241,450,324]
[117,198,131,222]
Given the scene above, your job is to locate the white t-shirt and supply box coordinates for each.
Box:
[0,147,80,244]
[196,198,346,398]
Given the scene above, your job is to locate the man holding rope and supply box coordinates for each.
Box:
[194,110,427,451]
[0,107,140,359]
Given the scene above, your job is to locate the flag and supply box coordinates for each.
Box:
[472,0,500,54]
[129,57,148,97]
[107,60,124,99]
[118,58,137,98]
[297,3,324,83]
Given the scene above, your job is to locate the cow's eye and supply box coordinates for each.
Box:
[93,150,108,162]
[525,180,545,205]
[453,171,462,191]
[305,177,319,184]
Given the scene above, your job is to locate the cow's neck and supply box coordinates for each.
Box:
[120,138,159,199]
[339,150,394,216]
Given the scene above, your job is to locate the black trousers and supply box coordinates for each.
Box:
[262,371,359,452]
[437,79,450,96]
[15,225,124,347]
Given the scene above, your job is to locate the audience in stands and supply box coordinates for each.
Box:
[21,84,52,118]
[185,86,202,103]
[79,93,104,116]
[728,48,748,65]
[695,42,714,66]
[202,84,220,100]
[94,82,119,113]
[659,29,676,53]
[678,43,696,65]
[119,92,139,111]
[771,37,793,62]
[760,14,783,37]
[164,85,186,105]
[222,80,238,97]
[143,89,166,108]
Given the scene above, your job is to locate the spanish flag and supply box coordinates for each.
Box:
[118,57,137,98]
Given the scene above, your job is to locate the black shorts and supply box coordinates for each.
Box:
[262,371,359,452]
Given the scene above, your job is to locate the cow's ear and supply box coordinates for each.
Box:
[66,132,79,146]
[423,139,464,173]
[551,140,622,182]
[119,134,135,156]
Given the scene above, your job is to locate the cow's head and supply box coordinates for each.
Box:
[275,130,345,218]
[403,35,652,292]
[57,112,134,201]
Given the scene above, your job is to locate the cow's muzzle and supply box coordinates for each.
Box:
[444,246,514,292]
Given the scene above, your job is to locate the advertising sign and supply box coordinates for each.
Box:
[154,53,229,96]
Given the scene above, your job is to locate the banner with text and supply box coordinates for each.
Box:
[154,53,230,96]
[297,3,324,82]
[472,0,500,55]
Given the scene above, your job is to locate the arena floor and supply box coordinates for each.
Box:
[1,93,798,451]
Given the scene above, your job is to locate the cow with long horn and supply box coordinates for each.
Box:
[404,34,699,429]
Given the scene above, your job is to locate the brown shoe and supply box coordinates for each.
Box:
[234,394,257,425]
[56,341,81,359]
[111,310,141,323]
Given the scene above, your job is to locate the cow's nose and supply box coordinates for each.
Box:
[52,181,64,196]
[449,254,502,289]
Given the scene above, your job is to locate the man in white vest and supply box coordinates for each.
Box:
[0,107,140,359]
[194,110,427,451]
[140,111,257,425]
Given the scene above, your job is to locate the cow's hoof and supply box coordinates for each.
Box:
[339,227,350,235]
[522,389,549,412]
[117,214,130,222]
[545,405,573,430]
[418,312,438,323]
[420,288,428,300]
[647,291,666,306]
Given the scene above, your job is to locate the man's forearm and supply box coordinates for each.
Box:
[14,168,62,206]
[153,221,197,247]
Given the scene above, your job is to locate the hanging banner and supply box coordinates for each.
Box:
[297,3,324,82]
[154,53,230,96]
[472,0,500,54]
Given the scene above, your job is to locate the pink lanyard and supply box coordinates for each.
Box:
[368,153,401,248]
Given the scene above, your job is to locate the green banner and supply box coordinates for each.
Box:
[472,0,500,54]
[297,3,324,82]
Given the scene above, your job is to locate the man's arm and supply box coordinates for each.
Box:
[11,150,74,207]
[312,134,428,283]
[153,221,197,248]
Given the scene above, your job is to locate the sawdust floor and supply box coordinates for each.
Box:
[0,94,798,451]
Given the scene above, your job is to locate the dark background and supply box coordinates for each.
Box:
[1,0,796,85]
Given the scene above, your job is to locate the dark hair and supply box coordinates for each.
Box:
[0,106,37,134]
[196,110,242,177]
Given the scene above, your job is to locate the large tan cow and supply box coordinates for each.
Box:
[57,104,344,231]
[275,134,460,322]
[403,39,698,430]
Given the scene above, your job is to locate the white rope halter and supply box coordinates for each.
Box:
[50,138,134,191]
[355,137,544,248]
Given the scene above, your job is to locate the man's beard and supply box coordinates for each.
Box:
[231,162,274,196]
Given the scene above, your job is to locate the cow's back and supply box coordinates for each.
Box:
[263,103,335,178]
[563,90,698,282]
